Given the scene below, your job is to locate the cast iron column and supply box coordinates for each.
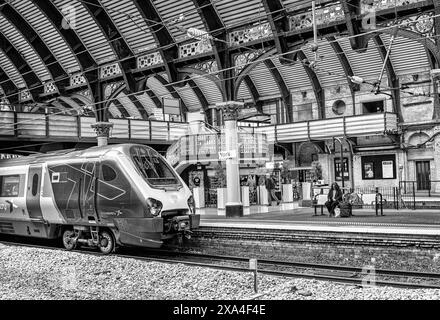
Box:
[92,122,114,147]
[216,101,244,217]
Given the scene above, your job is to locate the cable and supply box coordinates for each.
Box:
[0,7,439,115]
[2,0,437,88]
[1,2,439,100]
[1,25,439,105]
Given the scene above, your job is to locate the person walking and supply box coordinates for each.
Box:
[325,182,343,216]
[265,173,280,206]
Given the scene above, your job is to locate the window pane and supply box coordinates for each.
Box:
[1,176,20,197]
[32,174,39,196]
[130,146,180,186]
[102,164,117,182]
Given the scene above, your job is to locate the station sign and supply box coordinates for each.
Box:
[218,150,236,161]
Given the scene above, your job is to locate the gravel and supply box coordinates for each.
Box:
[0,243,439,300]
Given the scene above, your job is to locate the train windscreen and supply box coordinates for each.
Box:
[130,146,181,187]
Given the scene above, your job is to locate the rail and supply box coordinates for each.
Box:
[0,111,188,142]
[1,236,439,289]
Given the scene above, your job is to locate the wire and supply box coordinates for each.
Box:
[1,25,439,105]
[0,0,438,101]
[0,4,438,116]
[2,0,437,88]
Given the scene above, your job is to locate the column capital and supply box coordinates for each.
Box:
[91,122,113,138]
[214,101,245,121]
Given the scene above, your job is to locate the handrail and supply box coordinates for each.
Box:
[0,111,188,142]
[250,112,397,129]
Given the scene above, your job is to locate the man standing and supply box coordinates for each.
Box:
[265,173,280,206]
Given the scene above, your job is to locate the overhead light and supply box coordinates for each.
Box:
[350,76,365,85]
[186,27,212,41]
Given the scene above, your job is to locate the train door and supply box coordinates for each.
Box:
[26,165,43,219]
[79,162,98,222]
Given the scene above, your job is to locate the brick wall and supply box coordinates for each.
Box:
[185,230,440,272]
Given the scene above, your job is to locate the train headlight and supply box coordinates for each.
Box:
[187,195,196,214]
[146,198,163,216]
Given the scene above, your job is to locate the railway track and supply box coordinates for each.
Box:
[1,236,440,290]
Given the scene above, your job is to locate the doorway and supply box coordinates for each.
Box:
[416,161,431,191]
[26,165,43,219]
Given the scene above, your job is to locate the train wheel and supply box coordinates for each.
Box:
[62,229,77,251]
[98,230,114,255]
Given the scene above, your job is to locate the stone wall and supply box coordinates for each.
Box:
[186,230,440,272]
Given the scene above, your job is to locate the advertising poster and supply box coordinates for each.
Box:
[382,160,394,179]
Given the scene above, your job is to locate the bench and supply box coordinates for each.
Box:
[313,194,327,216]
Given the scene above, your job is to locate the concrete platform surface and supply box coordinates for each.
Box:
[197,206,440,235]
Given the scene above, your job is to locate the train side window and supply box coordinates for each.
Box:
[32,174,39,196]
[102,164,117,182]
[0,175,20,197]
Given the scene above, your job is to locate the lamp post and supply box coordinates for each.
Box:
[215,101,244,217]
[334,137,345,190]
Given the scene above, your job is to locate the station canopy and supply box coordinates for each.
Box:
[0,0,436,122]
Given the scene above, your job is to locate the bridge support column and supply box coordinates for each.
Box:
[216,101,244,218]
[92,122,113,147]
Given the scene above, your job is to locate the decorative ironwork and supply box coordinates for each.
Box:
[100,62,122,79]
[215,101,245,121]
[70,73,87,87]
[104,81,125,100]
[44,81,58,94]
[192,60,218,76]
[137,51,163,69]
[229,22,272,46]
[0,97,10,111]
[19,90,32,102]
[360,0,424,14]
[91,122,113,138]
[381,12,435,38]
[234,49,266,75]
[179,40,212,58]
[76,90,92,100]
[289,3,344,31]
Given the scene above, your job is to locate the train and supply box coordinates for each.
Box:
[0,144,200,254]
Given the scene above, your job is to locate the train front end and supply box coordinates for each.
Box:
[113,145,200,248]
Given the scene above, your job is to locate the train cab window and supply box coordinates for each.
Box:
[32,174,39,196]
[0,175,20,197]
[130,146,180,186]
[102,164,117,182]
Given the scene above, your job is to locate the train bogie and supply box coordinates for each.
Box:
[0,144,200,253]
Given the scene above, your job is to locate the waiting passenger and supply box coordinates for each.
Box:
[265,173,280,206]
[325,182,343,217]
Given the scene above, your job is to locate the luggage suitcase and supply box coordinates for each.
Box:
[338,202,352,217]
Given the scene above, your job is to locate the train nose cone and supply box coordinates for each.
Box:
[169,194,178,203]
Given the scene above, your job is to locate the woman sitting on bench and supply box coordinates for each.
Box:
[325,182,343,217]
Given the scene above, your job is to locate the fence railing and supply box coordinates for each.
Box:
[0,111,188,142]
[399,180,440,197]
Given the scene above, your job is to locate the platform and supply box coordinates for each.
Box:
[198,206,440,236]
